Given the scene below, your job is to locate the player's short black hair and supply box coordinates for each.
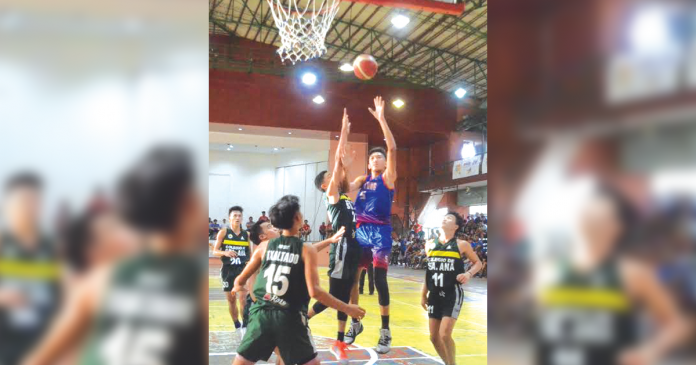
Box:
[5,172,43,193]
[269,195,301,230]
[314,170,328,192]
[117,146,193,231]
[249,220,265,245]
[446,211,465,232]
[368,147,386,159]
[229,206,243,215]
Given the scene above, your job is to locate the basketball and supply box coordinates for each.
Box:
[353,54,379,80]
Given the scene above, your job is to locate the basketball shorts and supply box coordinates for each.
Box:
[237,307,317,364]
[220,265,244,292]
[358,246,391,270]
[427,284,465,320]
[356,223,392,270]
[328,237,361,281]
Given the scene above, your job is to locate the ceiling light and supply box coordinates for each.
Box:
[313,95,325,104]
[339,63,353,72]
[238,128,243,131]
[392,99,405,108]
[302,72,317,85]
[461,142,476,159]
[391,15,410,29]
[455,88,467,98]
[274,148,278,151]
[288,132,292,135]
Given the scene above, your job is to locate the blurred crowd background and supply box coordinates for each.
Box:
[489,0,696,364]
[0,0,207,364]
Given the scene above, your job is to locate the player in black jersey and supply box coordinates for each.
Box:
[213,206,251,333]
[420,212,481,365]
[311,108,363,364]
[536,186,688,365]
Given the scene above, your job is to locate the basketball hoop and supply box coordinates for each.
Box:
[266,0,341,64]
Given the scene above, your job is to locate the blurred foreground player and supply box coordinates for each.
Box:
[0,173,61,365]
[536,186,689,365]
[23,146,207,365]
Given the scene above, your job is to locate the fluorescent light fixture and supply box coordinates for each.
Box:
[302,72,317,85]
[391,15,410,29]
[461,142,476,159]
[339,63,353,72]
[313,95,325,104]
[455,88,467,98]
[392,99,405,108]
[288,132,292,135]
[629,6,673,54]
[238,128,243,131]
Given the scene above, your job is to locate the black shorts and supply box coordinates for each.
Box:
[427,284,465,320]
[329,238,361,281]
[220,265,243,292]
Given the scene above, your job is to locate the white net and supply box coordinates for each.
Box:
[266,0,341,64]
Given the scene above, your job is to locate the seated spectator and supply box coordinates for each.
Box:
[245,216,254,232]
[319,222,327,240]
[300,220,312,242]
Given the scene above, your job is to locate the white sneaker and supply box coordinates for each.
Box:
[344,321,363,345]
[375,328,391,354]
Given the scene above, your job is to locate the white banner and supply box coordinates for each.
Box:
[453,155,481,179]
[482,153,487,174]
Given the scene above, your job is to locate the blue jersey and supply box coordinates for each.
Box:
[355,173,394,225]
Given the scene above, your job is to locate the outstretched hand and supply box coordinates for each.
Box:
[342,108,351,133]
[340,143,356,167]
[368,96,386,123]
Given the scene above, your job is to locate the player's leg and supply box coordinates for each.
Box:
[345,247,371,345]
[439,317,458,365]
[439,284,465,365]
[358,268,366,294]
[329,278,354,364]
[367,262,375,295]
[221,266,241,327]
[372,225,392,354]
[429,318,448,362]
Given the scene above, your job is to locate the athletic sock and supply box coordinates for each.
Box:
[352,318,360,324]
[381,315,389,330]
[234,320,241,329]
[337,332,345,342]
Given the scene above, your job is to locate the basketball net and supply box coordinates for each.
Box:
[266,0,340,64]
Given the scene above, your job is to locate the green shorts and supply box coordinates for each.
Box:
[237,306,317,364]
[220,265,243,292]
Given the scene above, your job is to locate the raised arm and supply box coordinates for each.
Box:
[313,226,345,253]
[232,241,267,293]
[368,96,397,187]
[457,239,482,284]
[304,243,365,319]
[348,175,367,193]
[327,109,351,204]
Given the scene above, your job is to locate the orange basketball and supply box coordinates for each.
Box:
[353,54,378,80]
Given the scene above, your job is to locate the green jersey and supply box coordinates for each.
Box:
[220,226,250,267]
[253,235,310,312]
[80,253,205,365]
[325,194,360,280]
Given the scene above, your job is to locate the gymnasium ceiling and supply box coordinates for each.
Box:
[209,0,487,100]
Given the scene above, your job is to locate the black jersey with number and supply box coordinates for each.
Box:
[325,194,358,246]
[425,237,465,292]
[220,227,250,267]
[536,260,638,365]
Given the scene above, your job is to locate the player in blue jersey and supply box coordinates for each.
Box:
[344,96,397,353]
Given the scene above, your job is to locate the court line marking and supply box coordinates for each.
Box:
[389,298,487,328]
[407,346,444,364]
